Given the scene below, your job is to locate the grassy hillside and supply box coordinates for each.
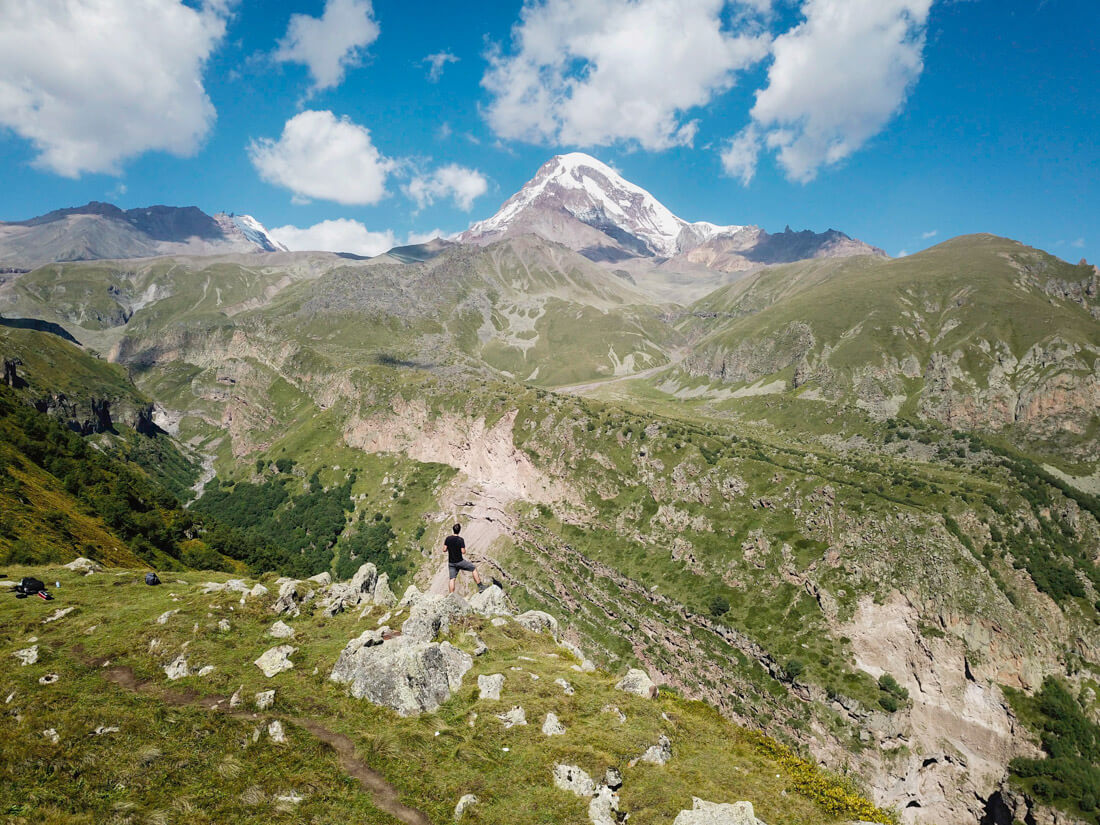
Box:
[0,564,893,825]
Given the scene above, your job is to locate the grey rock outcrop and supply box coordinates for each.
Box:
[554,764,595,797]
[478,673,505,701]
[401,593,472,642]
[254,645,296,678]
[640,734,672,765]
[496,706,527,728]
[616,668,657,698]
[372,572,397,606]
[470,585,511,617]
[13,645,38,666]
[542,712,566,736]
[163,654,189,680]
[398,584,422,608]
[589,784,624,825]
[330,635,472,717]
[454,794,478,820]
[516,610,558,635]
[272,579,308,617]
[268,620,295,639]
[255,690,275,710]
[329,628,388,682]
[319,563,379,617]
[63,557,102,575]
[672,798,766,825]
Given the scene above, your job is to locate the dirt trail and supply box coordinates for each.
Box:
[554,346,687,394]
[101,665,433,825]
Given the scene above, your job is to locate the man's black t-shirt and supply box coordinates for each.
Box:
[444,535,465,564]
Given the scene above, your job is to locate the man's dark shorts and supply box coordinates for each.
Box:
[448,560,476,579]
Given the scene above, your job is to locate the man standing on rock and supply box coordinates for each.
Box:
[446,522,488,595]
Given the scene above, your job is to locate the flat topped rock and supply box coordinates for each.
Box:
[254,645,297,678]
[268,620,296,639]
[672,799,767,825]
[401,593,472,642]
[478,673,505,701]
[553,764,594,797]
[515,610,558,635]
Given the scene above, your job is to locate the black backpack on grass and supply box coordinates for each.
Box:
[15,577,47,599]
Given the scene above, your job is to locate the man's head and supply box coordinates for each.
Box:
[453,523,461,534]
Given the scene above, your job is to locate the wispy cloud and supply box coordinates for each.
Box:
[1071,238,1085,248]
[921,229,937,239]
[423,51,459,82]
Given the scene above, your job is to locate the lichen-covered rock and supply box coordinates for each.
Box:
[553,764,595,797]
[555,677,575,695]
[470,585,511,617]
[401,593,472,642]
[516,610,558,635]
[249,583,269,598]
[616,668,657,698]
[672,798,766,825]
[268,720,287,744]
[589,784,624,825]
[254,645,296,678]
[372,572,397,606]
[319,563,379,617]
[497,706,527,728]
[330,636,472,717]
[561,640,596,671]
[268,620,296,639]
[604,768,623,791]
[542,712,566,736]
[398,584,422,608]
[640,734,672,765]
[163,654,189,680]
[13,645,38,666]
[454,793,478,820]
[478,673,504,701]
[272,580,307,617]
[255,690,275,710]
[307,572,332,587]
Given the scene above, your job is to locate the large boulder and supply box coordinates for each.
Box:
[478,673,505,701]
[516,610,558,635]
[672,799,767,825]
[320,563,379,617]
[401,593,472,642]
[372,572,397,606]
[616,668,657,698]
[330,635,472,716]
[329,628,388,682]
[469,585,511,617]
[398,584,423,608]
[63,557,102,575]
[272,580,308,617]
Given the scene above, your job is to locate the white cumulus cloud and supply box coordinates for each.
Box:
[921,229,938,239]
[423,51,460,82]
[248,110,395,205]
[269,219,396,257]
[725,0,933,183]
[405,165,489,211]
[0,0,227,177]
[275,0,379,90]
[483,0,770,150]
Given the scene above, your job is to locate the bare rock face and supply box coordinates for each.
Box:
[401,593,472,642]
[398,584,423,609]
[478,673,505,701]
[470,585,511,617]
[515,610,558,636]
[330,635,472,717]
[554,764,595,797]
[672,798,766,825]
[254,645,296,678]
[616,668,657,698]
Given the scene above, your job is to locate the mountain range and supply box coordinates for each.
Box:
[0,153,1098,825]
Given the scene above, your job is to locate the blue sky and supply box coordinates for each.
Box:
[0,0,1096,260]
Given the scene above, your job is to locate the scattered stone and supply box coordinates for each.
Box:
[268,620,296,639]
[602,705,626,724]
[6,692,15,703]
[196,665,215,678]
[497,706,527,728]
[268,720,286,744]
[401,593,472,642]
[83,625,98,635]
[320,563,378,617]
[372,572,397,606]
[230,686,244,708]
[13,645,38,666]
[201,582,227,594]
[272,580,307,617]
[589,784,624,825]
[331,635,473,716]
[42,607,76,624]
[468,632,488,656]
[672,798,766,825]
[616,668,657,698]
[274,792,304,808]
[42,728,59,744]
[604,768,623,791]
[454,794,478,820]
[64,557,102,575]
[530,673,540,680]
[225,579,251,594]
[491,617,508,627]
[478,673,505,701]
[515,610,558,635]
[640,735,672,765]
[307,572,332,587]
[93,725,120,736]
[217,618,231,632]
[255,690,275,710]
[398,584,422,609]
[561,640,596,672]
[249,583,269,598]
[542,712,566,736]
[156,609,180,625]
[38,674,60,685]
[254,645,297,678]
[376,611,393,626]
[148,638,161,653]
[555,678,575,696]
[554,764,595,797]
[164,655,189,680]
[470,585,511,617]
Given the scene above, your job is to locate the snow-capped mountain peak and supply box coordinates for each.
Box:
[461,153,744,258]
[214,213,288,253]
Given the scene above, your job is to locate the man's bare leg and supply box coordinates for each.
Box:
[448,576,456,594]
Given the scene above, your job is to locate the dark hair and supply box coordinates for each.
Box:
[452,523,461,534]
